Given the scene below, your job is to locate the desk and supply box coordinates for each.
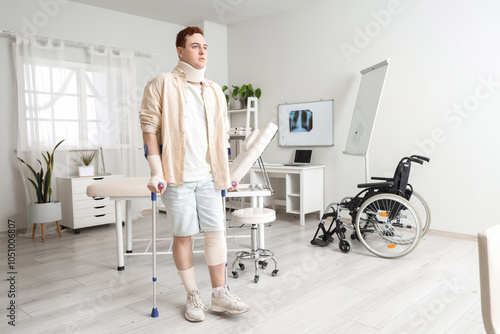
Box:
[250,165,324,227]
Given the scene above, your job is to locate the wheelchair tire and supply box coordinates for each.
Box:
[354,194,422,258]
[408,191,431,236]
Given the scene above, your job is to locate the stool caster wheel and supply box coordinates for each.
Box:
[239,263,245,270]
[254,275,259,283]
[259,260,268,269]
[232,271,238,279]
[271,269,279,277]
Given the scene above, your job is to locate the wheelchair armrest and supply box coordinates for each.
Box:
[371,176,392,181]
[357,181,394,189]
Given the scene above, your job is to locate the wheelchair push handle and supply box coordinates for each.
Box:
[410,155,430,164]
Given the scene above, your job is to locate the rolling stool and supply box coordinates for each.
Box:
[230,207,279,283]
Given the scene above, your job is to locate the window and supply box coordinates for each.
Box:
[22,61,125,149]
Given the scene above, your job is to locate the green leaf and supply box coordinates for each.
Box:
[18,139,64,203]
[18,157,38,180]
[255,88,261,99]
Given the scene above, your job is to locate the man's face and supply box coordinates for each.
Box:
[177,33,207,70]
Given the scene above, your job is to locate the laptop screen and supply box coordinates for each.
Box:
[294,150,312,164]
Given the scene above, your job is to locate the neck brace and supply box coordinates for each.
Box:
[177,60,206,83]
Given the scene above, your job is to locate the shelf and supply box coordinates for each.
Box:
[287,196,300,213]
[227,97,258,140]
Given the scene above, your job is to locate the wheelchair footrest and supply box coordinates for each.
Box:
[311,238,330,247]
[318,234,334,243]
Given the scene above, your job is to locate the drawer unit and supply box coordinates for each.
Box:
[57,174,122,233]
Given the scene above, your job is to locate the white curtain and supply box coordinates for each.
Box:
[88,45,142,219]
[87,45,139,176]
[13,35,142,235]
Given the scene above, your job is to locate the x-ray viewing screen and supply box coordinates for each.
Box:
[289,109,313,132]
[278,100,333,146]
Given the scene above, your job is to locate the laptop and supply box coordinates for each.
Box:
[285,149,312,166]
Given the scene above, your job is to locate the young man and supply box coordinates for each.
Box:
[139,26,249,322]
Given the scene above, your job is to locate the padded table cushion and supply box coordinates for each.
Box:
[230,122,278,181]
[230,207,276,225]
[86,177,151,198]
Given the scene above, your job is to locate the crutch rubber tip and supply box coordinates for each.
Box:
[151,308,159,318]
[117,266,125,271]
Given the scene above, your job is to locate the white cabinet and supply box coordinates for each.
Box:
[250,165,325,227]
[57,175,121,233]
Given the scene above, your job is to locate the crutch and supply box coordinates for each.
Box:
[150,187,161,318]
[144,145,162,318]
[221,146,236,289]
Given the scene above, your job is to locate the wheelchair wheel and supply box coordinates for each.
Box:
[408,191,431,236]
[355,194,422,258]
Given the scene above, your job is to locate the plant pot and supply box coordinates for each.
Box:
[26,201,62,224]
[78,165,95,177]
[232,99,243,110]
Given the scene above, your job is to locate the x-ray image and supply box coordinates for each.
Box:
[289,109,313,132]
[278,100,333,146]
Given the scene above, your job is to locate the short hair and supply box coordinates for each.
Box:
[176,26,204,48]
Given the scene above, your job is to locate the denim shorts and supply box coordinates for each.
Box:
[161,177,224,236]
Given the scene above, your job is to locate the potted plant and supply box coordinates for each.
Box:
[18,139,64,238]
[73,150,97,177]
[222,84,262,109]
[222,85,243,110]
[238,84,261,107]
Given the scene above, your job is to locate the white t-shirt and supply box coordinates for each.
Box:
[183,83,212,181]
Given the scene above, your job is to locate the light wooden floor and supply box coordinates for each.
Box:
[1,211,485,333]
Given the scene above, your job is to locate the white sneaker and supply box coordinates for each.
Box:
[211,287,250,315]
[185,290,207,322]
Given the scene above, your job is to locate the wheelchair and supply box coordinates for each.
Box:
[311,155,430,258]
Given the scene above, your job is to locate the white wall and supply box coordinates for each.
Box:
[227,0,500,235]
[3,0,499,235]
[193,20,228,87]
[0,0,184,232]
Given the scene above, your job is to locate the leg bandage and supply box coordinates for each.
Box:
[204,231,227,266]
[178,267,198,293]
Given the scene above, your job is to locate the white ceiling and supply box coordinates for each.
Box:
[70,0,324,26]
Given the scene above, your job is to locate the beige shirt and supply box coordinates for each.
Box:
[139,65,230,190]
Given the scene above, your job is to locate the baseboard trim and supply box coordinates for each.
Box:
[426,229,477,241]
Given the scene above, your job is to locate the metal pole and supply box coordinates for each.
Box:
[151,191,159,318]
